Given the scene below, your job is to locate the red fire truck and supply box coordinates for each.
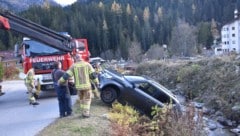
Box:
[0,10,90,95]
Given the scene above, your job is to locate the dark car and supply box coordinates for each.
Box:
[99,69,181,117]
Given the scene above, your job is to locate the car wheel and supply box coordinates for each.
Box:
[100,87,117,104]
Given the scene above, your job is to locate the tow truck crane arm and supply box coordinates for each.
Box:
[0,10,73,52]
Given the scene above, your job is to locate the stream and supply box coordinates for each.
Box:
[176,94,239,136]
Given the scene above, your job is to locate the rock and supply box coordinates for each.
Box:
[194,102,204,109]
[209,109,216,115]
[202,107,211,115]
[215,111,223,116]
[209,128,236,136]
[216,116,234,127]
[230,125,240,135]
[207,120,218,130]
[232,103,240,112]
[217,116,226,125]
[101,113,110,119]
[225,120,234,127]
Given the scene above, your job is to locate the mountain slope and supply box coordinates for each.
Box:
[0,0,59,12]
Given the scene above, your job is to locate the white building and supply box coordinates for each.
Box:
[219,9,240,55]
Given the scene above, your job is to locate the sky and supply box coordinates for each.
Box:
[54,0,77,6]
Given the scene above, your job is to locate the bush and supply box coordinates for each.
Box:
[177,64,200,82]
[144,104,206,136]
[109,102,140,136]
[177,64,201,99]
[110,102,206,136]
[0,63,3,80]
[110,102,139,125]
[4,65,19,79]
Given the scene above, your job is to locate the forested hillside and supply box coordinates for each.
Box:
[0,0,58,12]
[0,0,239,59]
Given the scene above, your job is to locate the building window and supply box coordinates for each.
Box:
[232,27,235,30]
[232,41,236,44]
[227,41,229,44]
[232,34,235,37]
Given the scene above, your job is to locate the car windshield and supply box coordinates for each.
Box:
[24,40,64,57]
[135,80,176,104]
[76,41,86,51]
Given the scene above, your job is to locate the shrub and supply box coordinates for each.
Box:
[177,64,201,99]
[109,102,140,136]
[4,65,20,79]
[0,63,3,80]
[109,102,139,126]
[110,103,206,136]
[177,64,200,82]
[147,104,206,136]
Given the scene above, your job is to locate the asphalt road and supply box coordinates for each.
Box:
[0,80,76,136]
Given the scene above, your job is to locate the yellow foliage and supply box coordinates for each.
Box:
[109,102,139,127]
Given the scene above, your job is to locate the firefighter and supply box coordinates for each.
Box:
[94,62,103,75]
[91,62,102,99]
[25,68,39,105]
[0,83,5,96]
[58,54,99,118]
[0,63,5,96]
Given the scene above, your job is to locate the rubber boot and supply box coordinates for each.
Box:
[0,85,5,96]
[29,96,39,105]
[33,92,39,99]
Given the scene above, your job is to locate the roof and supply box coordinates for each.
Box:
[90,57,106,64]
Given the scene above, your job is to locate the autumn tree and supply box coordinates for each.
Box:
[142,6,153,51]
[211,18,220,40]
[145,44,165,60]
[169,19,197,57]
[128,41,142,62]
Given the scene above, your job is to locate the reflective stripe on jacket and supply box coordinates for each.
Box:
[25,69,34,84]
[66,61,97,90]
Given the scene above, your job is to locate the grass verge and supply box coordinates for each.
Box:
[36,98,112,136]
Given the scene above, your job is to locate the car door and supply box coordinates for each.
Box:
[125,88,151,115]
[126,82,158,115]
[139,82,165,114]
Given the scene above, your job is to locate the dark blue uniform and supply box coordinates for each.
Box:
[52,69,72,117]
